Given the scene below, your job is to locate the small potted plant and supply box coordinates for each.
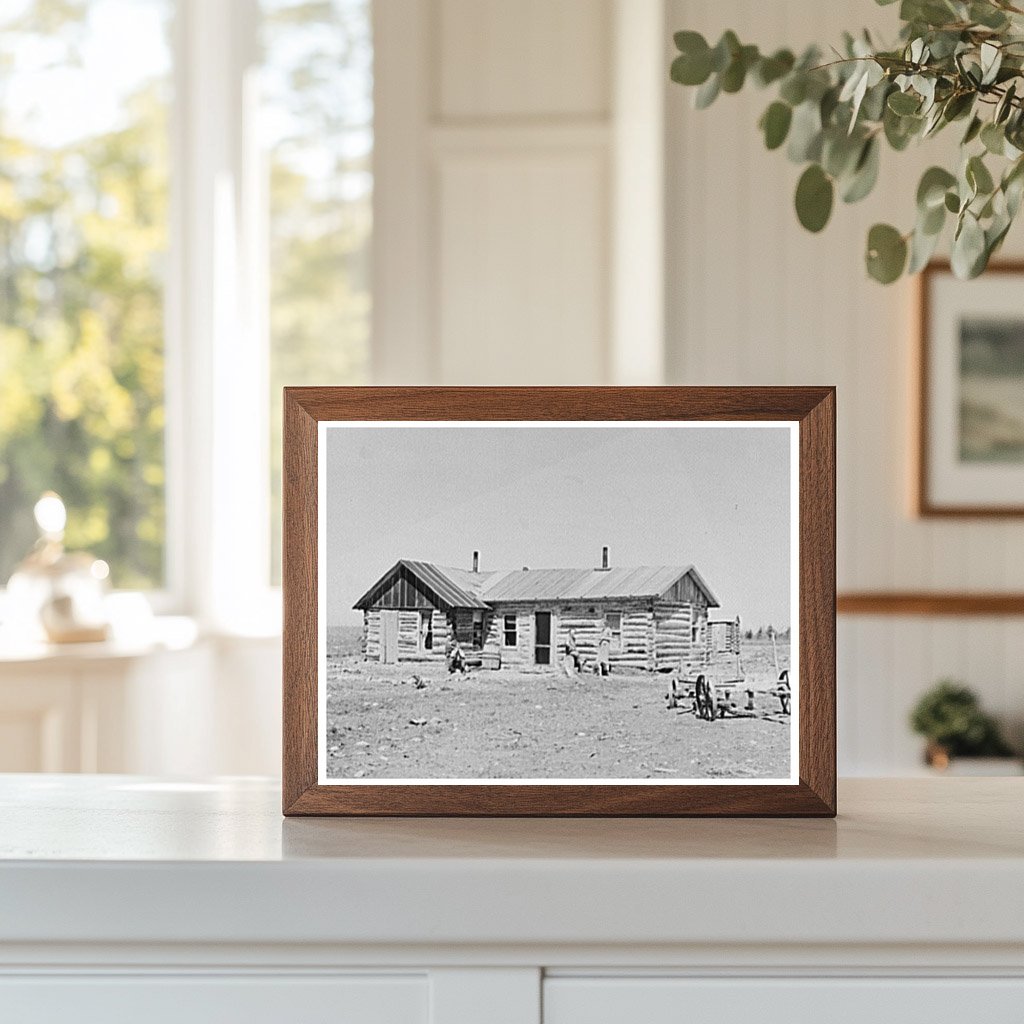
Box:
[910,680,1019,773]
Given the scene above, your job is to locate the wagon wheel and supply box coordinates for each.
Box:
[777,669,791,715]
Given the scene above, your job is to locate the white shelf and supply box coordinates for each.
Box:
[3,775,1023,1021]
[1,776,1023,950]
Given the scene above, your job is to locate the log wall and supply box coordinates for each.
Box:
[487,601,659,671]
[363,600,705,671]
[361,607,449,663]
[653,603,692,670]
[363,609,381,661]
[449,609,491,653]
[485,603,537,668]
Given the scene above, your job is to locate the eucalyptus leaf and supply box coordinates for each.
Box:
[721,44,759,93]
[820,85,841,126]
[760,101,793,150]
[822,128,863,178]
[927,30,963,60]
[754,49,795,87]
[903,0,958,28]
[671,51,712,87]
[914,75,937,111]
[981,121,1006,155]
[795,164,834,232]
[710,31,740,73]
[861,79,892,122]
[942,91,974,122]
[908,221,942,273]
[779,73,807,106]
[970,2,1009,30]
[842,137,881,203]
[951,211,987,278]
[888,90,921,115]
[920,200,946,235]
[996,82,1017,124]
[980,42,1003,86]
[884,106,922,150]
[1006,173,1024,218]
[787,100,823,162]
[967,154,995,195]
[962,115,983,145]
[923,101,948,137]
[866,223,908,283]
[694,73,721,109]
[917,166,957,210]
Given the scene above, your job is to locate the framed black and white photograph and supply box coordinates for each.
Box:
[283,387,835,816]
[918,262,1024,517]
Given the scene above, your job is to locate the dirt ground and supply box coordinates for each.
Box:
[324,628,792,781]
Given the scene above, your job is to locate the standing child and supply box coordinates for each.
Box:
[598,624,612,677]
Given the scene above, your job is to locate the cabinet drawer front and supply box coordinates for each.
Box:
[0,975,427,1024]
[545,977,1024,1024]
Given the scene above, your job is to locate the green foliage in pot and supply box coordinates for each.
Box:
[909,679,1014,756]
[670,0,1024,283]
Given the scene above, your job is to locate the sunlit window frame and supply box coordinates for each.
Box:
[0,0,387,635]
[162,0,278,633]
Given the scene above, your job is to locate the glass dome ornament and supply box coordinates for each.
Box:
[5,493,111,644]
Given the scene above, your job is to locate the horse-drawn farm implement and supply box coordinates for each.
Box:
[665,619,790,722]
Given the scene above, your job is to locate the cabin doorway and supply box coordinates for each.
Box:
[380,610,399,664]
[534,611,552,665]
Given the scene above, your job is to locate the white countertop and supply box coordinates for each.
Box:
[2,775,1023,950]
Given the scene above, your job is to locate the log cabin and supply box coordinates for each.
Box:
[353,549,719,672]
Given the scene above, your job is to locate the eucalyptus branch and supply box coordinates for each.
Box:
[670,0,1024,283]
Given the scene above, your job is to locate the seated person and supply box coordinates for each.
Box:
[446,636,467,673]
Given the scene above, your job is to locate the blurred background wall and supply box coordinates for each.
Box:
[1,0,1020,777]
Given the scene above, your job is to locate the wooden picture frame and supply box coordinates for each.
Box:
[283,387,836,817]
[917,260,1024,517]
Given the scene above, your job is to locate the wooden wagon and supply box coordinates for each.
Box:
[665,619,790,719]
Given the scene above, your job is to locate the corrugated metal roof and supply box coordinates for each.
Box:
[352,559,493,610]
[479,565,719,606]
[398,560,493,608]
[354,560,719,610]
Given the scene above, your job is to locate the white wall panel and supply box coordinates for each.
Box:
[438,0,610,120]
[375,0,626,386]
[437,151,608,384]
[666,0,1024,774]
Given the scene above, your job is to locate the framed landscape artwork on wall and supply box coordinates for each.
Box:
[918,262,1024,517]
[282,387,836,816]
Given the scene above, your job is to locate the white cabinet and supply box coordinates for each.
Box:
[544,978,1024,1024]
[0,641,211,773]
[0,975,428,1024]
[0,628,281,775]
[2,777,1023,1024]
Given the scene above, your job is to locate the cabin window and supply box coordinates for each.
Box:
[605,611,622,652]
[419,611,433,651]
[503,614,517,647]
[472,610,484,650]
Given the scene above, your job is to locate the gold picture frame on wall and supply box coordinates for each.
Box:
[917,261,1024,517]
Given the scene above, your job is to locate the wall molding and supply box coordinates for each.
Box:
[838,593,1024,616]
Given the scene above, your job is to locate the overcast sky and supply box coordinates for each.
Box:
[324,425,793,629]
